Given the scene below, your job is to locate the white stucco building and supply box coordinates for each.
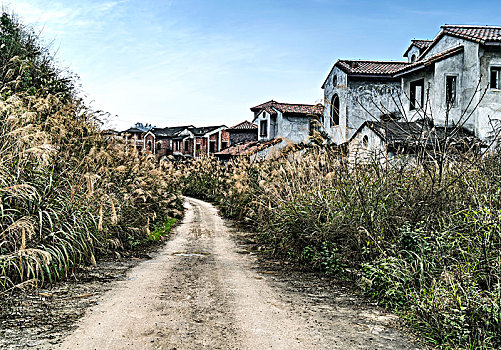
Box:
[321,25,501,158]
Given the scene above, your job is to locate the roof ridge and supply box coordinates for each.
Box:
[442,24,501,29]
[339,59,409,64]
[273,101,318,106]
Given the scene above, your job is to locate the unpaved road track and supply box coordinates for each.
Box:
[59,197,420,350]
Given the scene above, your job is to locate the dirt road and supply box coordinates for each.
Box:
[58,197,420,350]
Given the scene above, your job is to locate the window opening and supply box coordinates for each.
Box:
[260,120,268,137]
[491,67,501,89]
[446,76,457,106]
[331,95,340,125]
[410,79,424,110]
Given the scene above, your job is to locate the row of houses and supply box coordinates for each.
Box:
[122,24,501,161]
[122,100,324,159]
[122,122,260,159]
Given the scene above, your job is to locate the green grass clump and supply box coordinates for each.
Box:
[147,218,178,242]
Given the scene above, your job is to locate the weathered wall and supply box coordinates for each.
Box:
[229,130,257,145]
[345,79,401,142]
[322,65,400,144]
[156,139,170,157]
[322,66,349,144]
[478,46,501,141]
[277,112,310,144]
[347,125,387,164]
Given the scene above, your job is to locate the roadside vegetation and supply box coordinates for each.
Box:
[179,139,501,349]
[0,12,183,293]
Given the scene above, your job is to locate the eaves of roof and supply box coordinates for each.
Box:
[322,60,409,88]
[394,45,464,77]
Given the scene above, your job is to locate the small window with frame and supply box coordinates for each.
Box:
[445,75,457,106]
[410,79,424,110]
[260,120,268,137]
[491,67,501,90]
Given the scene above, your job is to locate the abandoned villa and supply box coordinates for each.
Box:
[122,24,501,160]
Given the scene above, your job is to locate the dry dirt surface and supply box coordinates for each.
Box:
[2,197,424,349]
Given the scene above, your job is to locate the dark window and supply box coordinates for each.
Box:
[491,67,501,89]
[332,75,337,86]
[309,119,318,136]
[156,142,161,151]
[260,120,268,137]
[362,135,369,148]
[184,140,189,153]
[410,79,424,110]
[446,76,457,106]
[331,94,340,125]
[209,141,217,153]
[221,141,229,149]
[411,54,417,63]
[147,140,152,151]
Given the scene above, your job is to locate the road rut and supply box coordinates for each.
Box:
[59,197,420,349]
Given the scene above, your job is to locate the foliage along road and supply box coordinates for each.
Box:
[58,197,421,349]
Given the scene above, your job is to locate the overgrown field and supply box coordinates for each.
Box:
[179,146,501,350]
[0,13,183,292]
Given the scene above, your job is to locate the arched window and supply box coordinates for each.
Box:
[332,75,337,87]
[147,140,152,151]
[362,135,369,148]
[330,94,340,126]
[411,54,416,63]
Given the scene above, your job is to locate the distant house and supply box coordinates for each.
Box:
[143,126,194,157]
[321,24,501,159]
[226,120,258,145]
[121,123,155,152]
[250,100,324,144]
[189,125,228,157]
[137,125,227,159]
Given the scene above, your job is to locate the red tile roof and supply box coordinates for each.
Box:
[215,138,283,157]
[441,25,501,44]
[228,120,257,130]
[336,60,410,76]
[418,25,501,60]
[412,39,433,49]
[250,100,324,116]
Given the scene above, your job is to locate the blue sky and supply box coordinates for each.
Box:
[4,0,501,130]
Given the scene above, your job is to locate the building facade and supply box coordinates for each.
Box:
[321,24,501,158]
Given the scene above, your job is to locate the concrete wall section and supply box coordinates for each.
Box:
[344,79,401,142]
[478,46,501,141]
[322,66,349,144]
[347,125,387,163]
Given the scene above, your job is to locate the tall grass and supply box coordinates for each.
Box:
[179,145,501,349]
[0,12,183,291]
